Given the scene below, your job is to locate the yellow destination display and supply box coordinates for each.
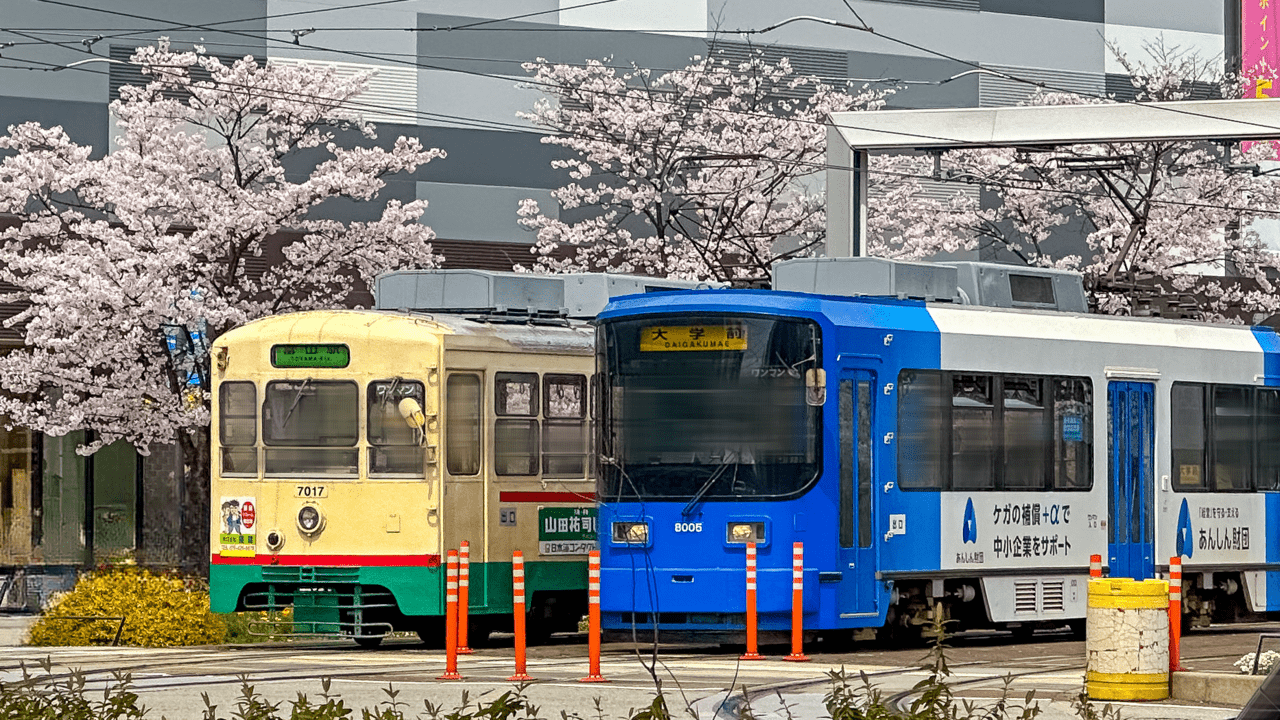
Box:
[640,325,747,352]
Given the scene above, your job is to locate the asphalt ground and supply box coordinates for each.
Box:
[0,624,1273,719]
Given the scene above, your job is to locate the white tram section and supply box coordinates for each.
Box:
[927,304,1274,621]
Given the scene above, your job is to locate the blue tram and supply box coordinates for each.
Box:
[595,257,1280,641]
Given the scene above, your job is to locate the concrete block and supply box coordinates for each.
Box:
[1172,671,1267,707]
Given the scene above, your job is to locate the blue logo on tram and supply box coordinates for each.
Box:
[1176,498,1193,559]
[962,497,978,544]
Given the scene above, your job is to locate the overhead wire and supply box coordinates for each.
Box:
[814,6,1280,141]
[26,0,983,147]
[5,38,1280,223]
[5,6,1280,221]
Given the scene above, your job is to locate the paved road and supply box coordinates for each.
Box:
[1,625,1270,719]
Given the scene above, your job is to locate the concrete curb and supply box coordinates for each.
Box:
[1172,671,1266,707]
[0,614,36,646]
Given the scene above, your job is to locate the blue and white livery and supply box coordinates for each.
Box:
[595,258,1280,641]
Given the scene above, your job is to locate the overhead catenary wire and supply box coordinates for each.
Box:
[5,45,1280,225]
[2,28,923,89]
[5,8,1280,221]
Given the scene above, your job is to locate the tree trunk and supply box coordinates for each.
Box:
[177,426,211,576]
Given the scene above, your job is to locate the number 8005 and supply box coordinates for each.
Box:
[674,522,702,533]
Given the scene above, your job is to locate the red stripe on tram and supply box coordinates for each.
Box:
[498,491,596,503]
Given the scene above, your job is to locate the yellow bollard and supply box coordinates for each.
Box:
[1086,578,1169,701]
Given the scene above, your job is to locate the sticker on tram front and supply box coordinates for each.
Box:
[219,496,256,557]
[538,506,598,555]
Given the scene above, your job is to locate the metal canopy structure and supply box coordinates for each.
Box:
[826,97,1280,256]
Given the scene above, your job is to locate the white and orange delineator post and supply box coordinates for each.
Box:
[783,542,810,662]
[458,541,473,655]
[1169,556,1183,672]
[508,550,533,681]
[437,550,463,680]
[741,541,764,660]
[580,550,609,682]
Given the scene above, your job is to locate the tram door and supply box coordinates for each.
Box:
[1108,381,1155,580]
[837,372,879,619]
[443,372,488,607]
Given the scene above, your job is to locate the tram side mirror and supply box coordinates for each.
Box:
[398,397,427,444]
[806,368,827,406]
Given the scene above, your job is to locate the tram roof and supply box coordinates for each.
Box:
[219,309,594,353]
[598,287,1272,350]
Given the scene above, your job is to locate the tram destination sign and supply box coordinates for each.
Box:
[271,344,350,368]
[640,325,746,352]
[538,506,598,556]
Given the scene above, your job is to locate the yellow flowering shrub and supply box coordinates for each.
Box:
[26,567,225,647]
[222,607,294,643]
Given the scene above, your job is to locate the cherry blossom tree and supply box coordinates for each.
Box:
[517,53,890,283]
[0,40,444,569]
[870,43,1280,320]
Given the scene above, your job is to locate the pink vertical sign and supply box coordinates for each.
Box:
[1243,0,1280,156]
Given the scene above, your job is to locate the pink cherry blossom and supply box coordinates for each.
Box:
[0,40,444,569]
[517,53,889,283]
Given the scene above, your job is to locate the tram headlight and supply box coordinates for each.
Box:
[265,530,285,552]
[297,505,325,537]
[727,522,766,544]
[612,521,649,545]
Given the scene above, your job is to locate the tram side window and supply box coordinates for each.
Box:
[1053,379,1092,489]
[1258,389,1280,490]
[219,381,257,476]
[262,380,358,476]
[446,374,481,476]
[1171,383,1206,490]
[495,372,539,476]
[544,374,588,477]
[368,379,426,477]
[952,374,997,490]
[1003,376,1047,489]
[897,369,1093,491]
[897,370,946,489]
[1213,386,1253,491]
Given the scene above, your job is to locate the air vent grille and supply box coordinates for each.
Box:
[1014,580,1037,614]
[268,57,418,124]
[978,64,1105,108]
[1042,580,1065,613]
[868,0,978,10]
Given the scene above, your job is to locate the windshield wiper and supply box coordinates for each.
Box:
[280,379,311,429]
[681,461,734,517]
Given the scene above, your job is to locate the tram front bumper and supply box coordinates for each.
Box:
[600,567,818,616]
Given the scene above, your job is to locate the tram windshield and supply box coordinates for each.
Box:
[599,314,821,501]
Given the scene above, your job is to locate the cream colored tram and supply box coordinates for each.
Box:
[210,270,703,645]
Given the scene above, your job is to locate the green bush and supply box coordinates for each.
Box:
[27,567,225,647]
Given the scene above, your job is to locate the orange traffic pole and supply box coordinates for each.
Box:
[508,550,532,681]
[1089,554,1102,578]
[784,542,809,662]
[1170,556,1183,672]
[458,541,473,655]
[580,550,609,682]
[741,542,764,660]
[437,550,462,680]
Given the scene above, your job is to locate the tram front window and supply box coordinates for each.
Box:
[263,380,358,476]
[599,315,821,501]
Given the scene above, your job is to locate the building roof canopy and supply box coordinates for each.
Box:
[828,98,1280,151]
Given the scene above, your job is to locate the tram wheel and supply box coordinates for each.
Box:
[416,618,446,648]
